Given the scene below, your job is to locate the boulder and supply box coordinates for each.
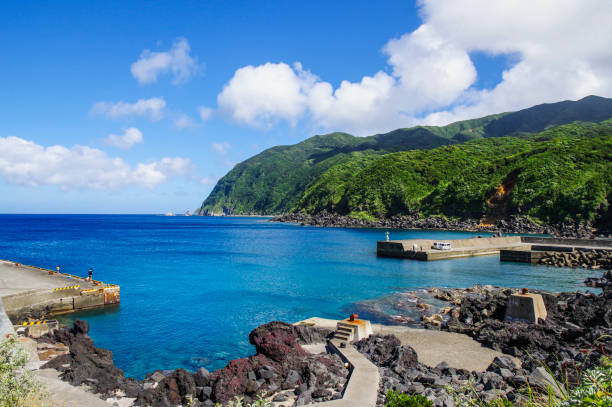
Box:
[248,321,307,362]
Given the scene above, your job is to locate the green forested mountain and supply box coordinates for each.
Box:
[297,121,612,225]
[199,96,612,219]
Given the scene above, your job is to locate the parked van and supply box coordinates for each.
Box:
[432,242,452,250]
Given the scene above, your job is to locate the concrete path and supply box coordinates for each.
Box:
[373,324,519,372]
[0,296,14,337]
[315,340,380,407]
[297,317,518,372]
[0,260,96,297]
[36,369,111,407]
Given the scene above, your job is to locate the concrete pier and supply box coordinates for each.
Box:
[378,236,612,261]
[377,236,526,260]
[0,259,119,323]
[500,237,612,264]
[0,259,120,407]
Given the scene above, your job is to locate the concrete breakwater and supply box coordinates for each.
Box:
[377,236,526,260]
[378,235,612,262]
[0,259,119,323]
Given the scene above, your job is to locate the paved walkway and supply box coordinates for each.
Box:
[0,260,96,298]
[315,340,380,407]
[36,369,111,407]
[374,324,520,371]
[0,297,14,337]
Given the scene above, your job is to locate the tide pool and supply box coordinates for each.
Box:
[0,215,598,378]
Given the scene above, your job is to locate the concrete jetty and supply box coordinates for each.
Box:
[0,278,111,407]
[500,236,612,263]
[377,235,526,260]
[377,235,612,261]
[0,259,119,323]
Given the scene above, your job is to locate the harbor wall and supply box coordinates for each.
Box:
[0,260,119,324]
[377,236,524,260]
[521,236,612,248]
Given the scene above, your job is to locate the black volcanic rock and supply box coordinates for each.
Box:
[249,321,308,362]
[272,212,601,238]
[41,320,140,398]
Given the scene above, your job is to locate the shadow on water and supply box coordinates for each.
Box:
[56,304,120,325]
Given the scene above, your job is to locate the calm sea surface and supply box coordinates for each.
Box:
[0,215,598,378]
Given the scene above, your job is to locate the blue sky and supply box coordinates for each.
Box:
[1,1,611,213]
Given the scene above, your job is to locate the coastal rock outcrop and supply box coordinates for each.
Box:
[34,320,344,406]
[443,276,612,385]
[248,321,308,362]
[134,321,345,406]
[539,249,612,269]
[206,321,345,404]
[272,212,603,238]
[353,273,611,405]
[356,334,527,406]
[40,319,141,398]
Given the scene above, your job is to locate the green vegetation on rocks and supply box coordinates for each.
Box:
[385,390,433,407]
[0,337,49,407]
[297,121,612,225]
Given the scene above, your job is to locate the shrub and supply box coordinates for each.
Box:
[0,336,49,407]
[385,390,433,407]
[215,394,272,407]
[557,357,612,407]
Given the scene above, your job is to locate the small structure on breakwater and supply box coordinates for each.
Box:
[505,289,547,324]
[0,259,120,323]
[333,314,373,343]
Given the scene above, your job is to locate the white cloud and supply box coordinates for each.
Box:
[91,97,166,121]
[131,37,200,85]
[199,106,213,121]
[211,142,233,168]
[217,62,317,127]
[216,0,612,135]
[199,176,217,186]
[0,136,192,190]
[211,142,230,155]
[132,157,193,188]
[174,114,195,129]
[105,127,143,149]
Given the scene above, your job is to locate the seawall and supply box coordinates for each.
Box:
[0,259,119,323]
[377,236,525,260]
[377,236,612,261]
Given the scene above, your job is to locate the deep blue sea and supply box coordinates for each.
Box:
[0,215,599,378]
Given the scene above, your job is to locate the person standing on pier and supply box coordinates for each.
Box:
[88,268,93,281]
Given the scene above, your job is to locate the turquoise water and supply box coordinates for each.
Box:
[0,215,598,378]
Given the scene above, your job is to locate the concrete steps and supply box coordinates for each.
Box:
[333,324,355,342]
[334,322,357,341]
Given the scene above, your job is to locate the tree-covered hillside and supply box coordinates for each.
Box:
[199,96,612,217]
[296,121,612,226]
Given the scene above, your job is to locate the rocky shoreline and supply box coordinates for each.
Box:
[353,271,612,406]
[34,320,346,406]
[23,271,611,406]
[271,212,603,238]
[538,249,612,269]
